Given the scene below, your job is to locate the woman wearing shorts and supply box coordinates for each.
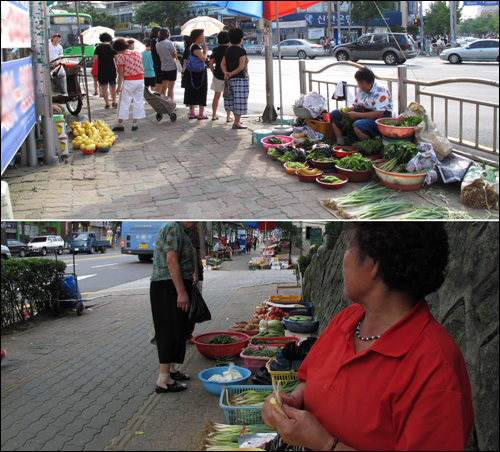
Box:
[150,27,162,93]
[208,31,232,122]
[112,38,145,132]
[92,32,117,109]
[156,28,177,101]
[221,28,249,129]
[141,38,156,90]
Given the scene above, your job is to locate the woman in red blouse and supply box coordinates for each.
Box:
[262,223,474,451]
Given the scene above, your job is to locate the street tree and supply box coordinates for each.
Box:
[459,15,499,36]
[57,2,118,29]
[349,1,397,30]
[424,1,463,37]
[110,222,121,248]
[133,1,190,29]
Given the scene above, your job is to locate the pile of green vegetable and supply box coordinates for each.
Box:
[267,149,282,156]
[301,138,316,149]
[379,116,423,127]
[277,151,296,162]
[267,136,285,145]
[286,162,307,170]
[255,319,285,337]
[226,379,299,407]
[316,158,336,162]
[207,334,238,345]
[340,107,355,131]
[336,153,373,172]
[200,423,275,451]
[242,346,282,357]
[287,315,314,322]
[377,142,419,173]
[352,137,384,156]
[319,175,345,184]
[305,149,327,162]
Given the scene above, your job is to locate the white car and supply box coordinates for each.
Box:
[1,244,11,260]
[272,39,323,59]
[440,39,499,64]
[29,236,66,256]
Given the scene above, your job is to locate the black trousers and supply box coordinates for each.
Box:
[150,279,192,364]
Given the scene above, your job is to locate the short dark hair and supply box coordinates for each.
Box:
[143,38,151,47]
[150,27,160,39]
[183,35,192,48]
[228,27,244,45]
[99,32,113,43]
[127,39,135,45]
[112,38,129,52]
[190,29,204,42]
[158,28,170,42]
[354,67,376,85]
[347,223,449,298]
[218,31,230,45]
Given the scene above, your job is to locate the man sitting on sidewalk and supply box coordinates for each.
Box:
[224,244,233,261]
[214,239,225,259]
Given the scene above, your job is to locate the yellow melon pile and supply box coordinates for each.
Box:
[70,120,115,151]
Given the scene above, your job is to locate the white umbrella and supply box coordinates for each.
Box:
[124,37,146,53]
[181,16,225,37]
[81,26,115,46]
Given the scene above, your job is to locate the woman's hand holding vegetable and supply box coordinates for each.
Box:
[262,391,302,430]
[345,111,359,120]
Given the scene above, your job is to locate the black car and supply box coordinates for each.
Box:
[7,239,30,258]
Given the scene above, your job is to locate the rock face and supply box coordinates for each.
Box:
[303,222,499,451]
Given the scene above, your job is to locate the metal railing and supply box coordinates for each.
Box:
[298,60,499,166]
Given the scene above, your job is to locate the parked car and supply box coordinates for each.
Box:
[1,244,11,260]
[7,239,30,258]
[28,236,66,256]
[68,231,110,254]
[333,33,418,65]
[440,39,499,63]
[272,39,323,59]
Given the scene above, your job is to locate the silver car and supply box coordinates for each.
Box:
[440,39,499,64]
[272,39,323,59]
[29,236,66,256]
[1,244,11,260]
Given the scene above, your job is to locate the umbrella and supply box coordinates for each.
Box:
[81,26,115,46]
[124,37,146,53]
[181,16,225,37]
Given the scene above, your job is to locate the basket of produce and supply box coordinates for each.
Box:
[240,346,283,374]
[292,133,323,145]
[266,357,297,386]
[198,365,251,395]
[292,106,314,119]
[249,337,300,347]
[382,136,412,150]
[279,302,312,317]
[293,138,316,152]
[283,316,320,334]
[284,162,309,175]
[334,146,359,158]
[375,116,423,140]
[316,174,349,189]
[219,382,299,425]
[193,332,250,359]
[312,158,337,169]
[335,154,374,183]
[352,137,384,160]
[261,135,294,150]
[253,319,286,339]
[267,149,281,160]
[296,168,324,183]
[306,118,335,142]
[372,142,425,191]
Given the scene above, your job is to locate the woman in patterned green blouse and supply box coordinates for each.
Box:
[150,221,198,393]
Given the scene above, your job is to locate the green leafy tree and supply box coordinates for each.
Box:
[57,2,118,29]
[276,222,303,252]
[110,222,121,248]
[133,1,190,29]
[424,1,463,37]
[349,1,397,30]
[459,14,499,36]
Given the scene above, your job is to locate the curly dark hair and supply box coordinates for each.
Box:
[112,38,129,52]
[347,222,449,298]
[218,31,230,45]
[354,66,375,85]
[99,32,113,43]
[228,27,244,45]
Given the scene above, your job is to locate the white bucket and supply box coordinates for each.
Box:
[1,181,14,220]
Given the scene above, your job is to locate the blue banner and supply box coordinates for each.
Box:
[276,11,403,28]
[1,56,36,174]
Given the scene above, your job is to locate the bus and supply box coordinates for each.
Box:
[121,221,165,262]
[49,10,94,58]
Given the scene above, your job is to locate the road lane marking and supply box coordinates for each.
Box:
[91,263,119,269]
[82,286,149,295]
[60,254,131,262]
[78,274,97,280]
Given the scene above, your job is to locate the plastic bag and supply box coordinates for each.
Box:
[461,165,499,210]
[437,153,474,184]
[188,284,211,324]
[406,143,440,187]
[292,125,319,140]
[295,92,328,118]
[256,319,285,337]
[208,362,243,381]
[404,102,452,161]
[332,81,354,105]
[51,65,67,95]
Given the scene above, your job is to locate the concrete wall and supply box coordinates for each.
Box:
[302,222,499,451]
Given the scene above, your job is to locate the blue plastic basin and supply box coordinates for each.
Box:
[198,366,251,396]
[283,316,319,334]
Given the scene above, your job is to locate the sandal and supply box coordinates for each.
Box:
[226,118,234,122]
[232,124,247,129]
[212,116,219,121]
[170,371,190,381]
[112,102,118,109]
[198,115,209,120]
[105,104,111,110]
[189,114,197,119]
[155,381,187,393]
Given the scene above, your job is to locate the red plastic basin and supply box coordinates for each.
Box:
[193,332,250,359]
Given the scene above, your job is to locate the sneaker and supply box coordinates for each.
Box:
[112,125,125,132]
[1,350,5,361]
[131,125,138,131]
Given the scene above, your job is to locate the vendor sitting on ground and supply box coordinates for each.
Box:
[224,244,233,261]
[214,239,225,259]
[262,223,474,451]
[330,67,393,146]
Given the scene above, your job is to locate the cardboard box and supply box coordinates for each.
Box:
[277,285,302,296]
[276,254,290,261]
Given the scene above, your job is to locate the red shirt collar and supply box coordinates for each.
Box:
[340,298,431,358]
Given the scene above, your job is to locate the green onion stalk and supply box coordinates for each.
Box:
[203,424,275,451]
[227,379,299,407]
[328,182,401,209]
[353,200,414,219]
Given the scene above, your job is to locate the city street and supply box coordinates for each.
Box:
[1,247,297,451]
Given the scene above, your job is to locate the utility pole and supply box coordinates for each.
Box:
[198,222,206,259]
[336,1,342,46]
[348,1,352,40]
[261,18,276,123]
[420,0,424,49]
[327,1,333,55]
[450,1,456,44]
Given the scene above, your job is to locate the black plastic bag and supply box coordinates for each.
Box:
[188,284,211,323]
[252,365,273,385]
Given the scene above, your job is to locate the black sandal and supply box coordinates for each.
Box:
[155,381,187,393]
[170,371,190,381]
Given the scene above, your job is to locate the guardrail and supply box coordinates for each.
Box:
[298,60,499,166]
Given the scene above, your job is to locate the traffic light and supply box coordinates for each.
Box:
[414,18,418,24]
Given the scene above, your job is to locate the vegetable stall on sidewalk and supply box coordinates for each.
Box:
[255,96,498,220]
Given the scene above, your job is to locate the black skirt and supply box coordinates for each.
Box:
[183,69,208,106]
[150,279,193,364]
